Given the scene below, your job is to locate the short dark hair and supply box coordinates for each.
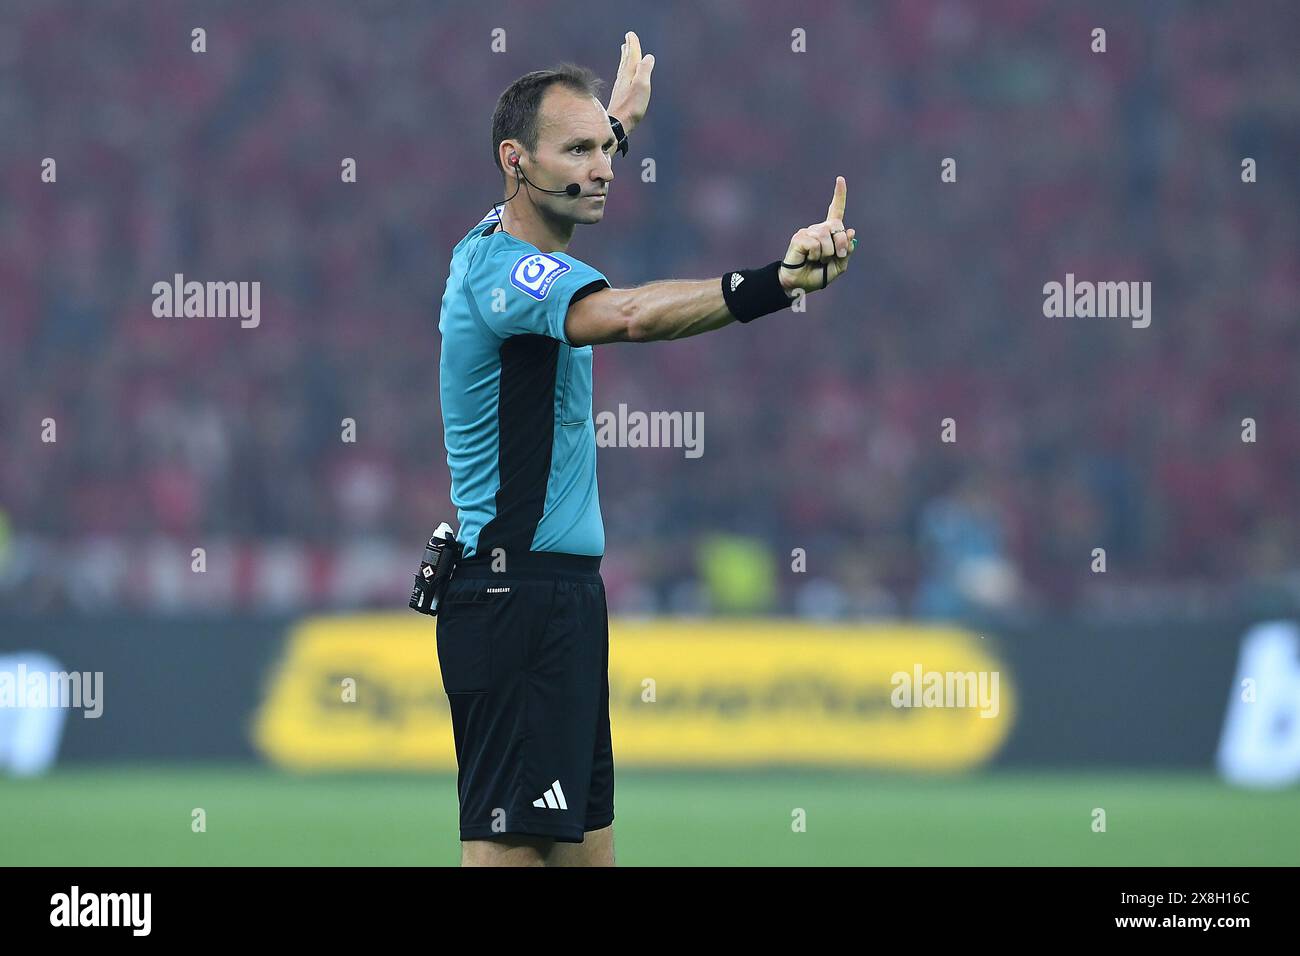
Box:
[491,63,605,176]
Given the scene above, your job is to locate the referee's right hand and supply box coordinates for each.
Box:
[778,176,857,295]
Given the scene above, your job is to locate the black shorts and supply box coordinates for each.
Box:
[435,551,613,843]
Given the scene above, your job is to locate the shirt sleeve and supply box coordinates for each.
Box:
[469,246,610,345]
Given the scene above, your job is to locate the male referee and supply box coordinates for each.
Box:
[435,32,856,867]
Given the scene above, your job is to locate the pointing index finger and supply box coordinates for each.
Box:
[827,175,847,221]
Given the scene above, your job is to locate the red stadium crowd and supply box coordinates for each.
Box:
[1,1,1297,616]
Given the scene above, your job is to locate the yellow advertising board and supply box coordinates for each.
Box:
[253,615,1013,771]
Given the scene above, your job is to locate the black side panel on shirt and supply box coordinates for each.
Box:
[477,334,559,557]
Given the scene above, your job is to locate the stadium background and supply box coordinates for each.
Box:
[2,0,1298,865]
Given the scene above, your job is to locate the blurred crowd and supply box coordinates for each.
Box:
[1,0,1297,616]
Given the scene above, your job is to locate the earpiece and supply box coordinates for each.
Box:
[500,153,581,198]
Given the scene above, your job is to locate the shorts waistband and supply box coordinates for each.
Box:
[454,550,602,580]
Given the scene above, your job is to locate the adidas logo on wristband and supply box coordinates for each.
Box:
[723,261,792,323]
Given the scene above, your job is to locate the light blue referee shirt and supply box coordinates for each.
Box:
[437,207,611,559]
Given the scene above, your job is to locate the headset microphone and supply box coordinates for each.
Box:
[508,154,582,197]
[489,155,585,229]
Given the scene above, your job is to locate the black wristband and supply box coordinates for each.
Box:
[608,115,629,158]
[721,260,795,324]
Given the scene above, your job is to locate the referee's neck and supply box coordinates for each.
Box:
[498,201,575,254]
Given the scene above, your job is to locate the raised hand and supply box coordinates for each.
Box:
[606,31,655,134]
[778,176,857,294]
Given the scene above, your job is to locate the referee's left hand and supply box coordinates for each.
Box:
[607,31,654,133]
[778,176,857,295]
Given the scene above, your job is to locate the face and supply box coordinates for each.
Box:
[514,87,616,224]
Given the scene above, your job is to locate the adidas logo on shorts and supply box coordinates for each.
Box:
[532,779,568,810]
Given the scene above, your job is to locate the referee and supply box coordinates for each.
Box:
[435,33,856,867]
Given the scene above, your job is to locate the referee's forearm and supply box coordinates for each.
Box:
[620,278,739,341]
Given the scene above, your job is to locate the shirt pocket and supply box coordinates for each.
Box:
[558,344,593,426]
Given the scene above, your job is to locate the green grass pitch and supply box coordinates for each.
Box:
[2,767,1296,866]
